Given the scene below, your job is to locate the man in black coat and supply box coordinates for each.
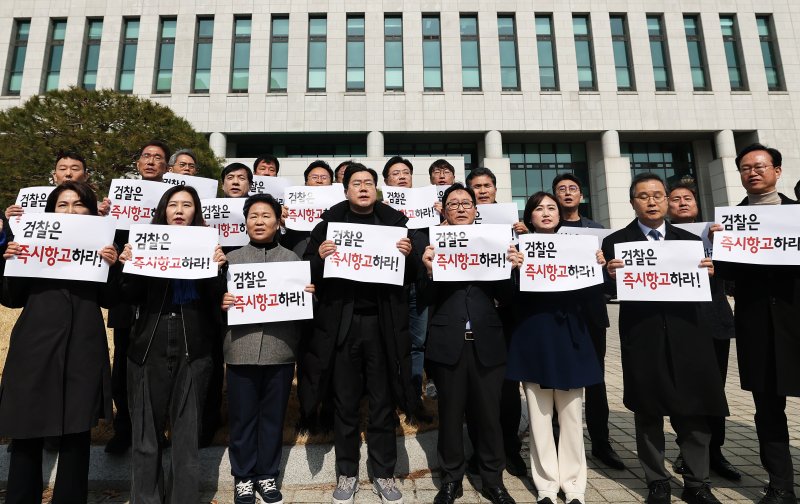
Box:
[419,183,518,504]
[602,173,727,504]
[300,163,421,504]
[712,144,800,504]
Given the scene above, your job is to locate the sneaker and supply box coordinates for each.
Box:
[255,477,283,504]
[332,475,358,504]
[425,381,438,399]
[373,477,403,503]
[234,478,256,504]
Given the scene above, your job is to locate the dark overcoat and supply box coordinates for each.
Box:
[715,193,800,396]
[601,220,728,417]
[0,273,118,438]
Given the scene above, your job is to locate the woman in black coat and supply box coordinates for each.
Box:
[0,181,119,504]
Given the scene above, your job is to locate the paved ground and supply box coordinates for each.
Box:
[11,304,800,503]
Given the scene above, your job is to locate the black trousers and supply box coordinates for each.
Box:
[5,431,91,504]
[227,363,294,479]
[753,391,794,492]
[201,326,225,441]
[635,413,710,488]
[111,327,132,437]
[585,324,611,446]
[431,343,506,488]
[332,313,396,478]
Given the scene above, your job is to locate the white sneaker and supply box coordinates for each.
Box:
[373,477,403,503]
[332,475,358,504]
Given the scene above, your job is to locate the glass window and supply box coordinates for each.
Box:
[44,19,67,92]
[683,15,710,91]
[154,17,176,93]
[572,15,596,90]
[5,19,30,95]
[81,19,103,90]
[346,15,365,91]
[622,142,698,211]
[229,17,250,92]
[756,15,784,91]
[535,15,558,91]
[610,15,634,90]
[422,15,442,90]
[385,16,403,90]
[117,18,139,93]
[306,16,326,91]
[720,15,747,90]
[647,15,672,91]
[192,17,213,93]
[498,15,519,90]
[459,15,480,90]
[269,16,289,92]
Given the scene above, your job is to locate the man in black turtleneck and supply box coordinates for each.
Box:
[300,163,421,504]
[713,143,800,504]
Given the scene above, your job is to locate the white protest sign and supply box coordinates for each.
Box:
[382,185,439,229]
[431,224,512,281]
[250,176,292,204]
[519,234,603,292]
[557,226,614,247]
[475,203,518,225]
[435,184,452,202]
[226,262,313,325]
[673,222,713,258]
[712,206,800,265]
[614,240,711,302]
[4,213,116,282]
[202,198,248,247]
[324,223,407,285]
[124,224,218,279]
[162,173,219,200]
[284,185,346,231]
[108,179,169,230]
[10,186,55,234]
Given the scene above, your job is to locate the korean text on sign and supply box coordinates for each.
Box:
[10,186,56,234]
[431,224,512,282]
[108,179,170,230]
[382,185,439,229]
[324,222,407,286]
[4,213,117,282]
[614,240,711,302]
[226,261,313,325]
[162,173,219,200]
[250,176,292,204]
[712,205,800,265]
[123,224,218,279]
[285,185,346,232]
[202,198,248,247]
[519,234,602,292]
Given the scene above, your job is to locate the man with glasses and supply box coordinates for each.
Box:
[712,144,799,504]
[282,160,334,256]
[551,173,624,471]
[168,148,199,176]
[603,173,727,504]
[429,159,456,186]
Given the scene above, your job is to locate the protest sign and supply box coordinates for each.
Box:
[519,234,603,292]
[162,173,219,200]
[284,185,346,231]
[435,184,452,202]
[431,224,512,281]
[202,198,248,247]
[614,240,711,302]
[712,206,800,265]
[124,224,218,279]
[475,203,518,225]
[324,223,407,285]
[4,213,116,282]
[382,185,439,229]
[557,226,615,247]
[250,175,292,204]
[108,179,169,229]
[226,262,313,325]
[673,222,713,257]
[10,186,56,234]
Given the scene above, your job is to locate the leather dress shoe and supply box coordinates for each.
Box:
[673,453,687,475]
[481,485,516,504]
[681,484,721,504]
[433,481,463,504]
[591,443,626,470]
[647,480,671,504]
[710,453,741,481]
[759,485,798,504]
[505,452,528,477]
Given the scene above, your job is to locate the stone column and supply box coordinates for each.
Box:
[592,130,633,228]
[707,129,742,207]
[367,131,384,158]
[209,132,227,159]
[481,130,512,203]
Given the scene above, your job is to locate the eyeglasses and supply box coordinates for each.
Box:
[556,185,580,194]
[350,180,376,188]
[140,152,164,162]
[431,168,454,176]
[177,162,196,170]
[309,174,331,181]
[738,164,774,175]
[634,193,666,203]
[445,200,475,210]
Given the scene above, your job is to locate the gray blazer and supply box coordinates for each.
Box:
[224,243,304,365]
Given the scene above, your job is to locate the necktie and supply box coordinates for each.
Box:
[648,229,661,241]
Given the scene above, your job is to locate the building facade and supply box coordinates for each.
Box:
[1,1,798,226]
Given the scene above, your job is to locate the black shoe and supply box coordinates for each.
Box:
[566,500,583,504]
[759,485,798,504]
[673,453,687,475]
[234,478,256,504]
[481,485,516,504]
[591,443,625,470]
[537,499,554,504]
[104,432,131,454]
[709,453,741,481]
[434,482,463,504]
[505,452,528,477]
[647,480,671,504]
[255,477,284,504]
[681,484,721,504]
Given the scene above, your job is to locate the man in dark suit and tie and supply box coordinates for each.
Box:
[602,173,728,504]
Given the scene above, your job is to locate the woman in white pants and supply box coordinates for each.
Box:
[506,192,604,504]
